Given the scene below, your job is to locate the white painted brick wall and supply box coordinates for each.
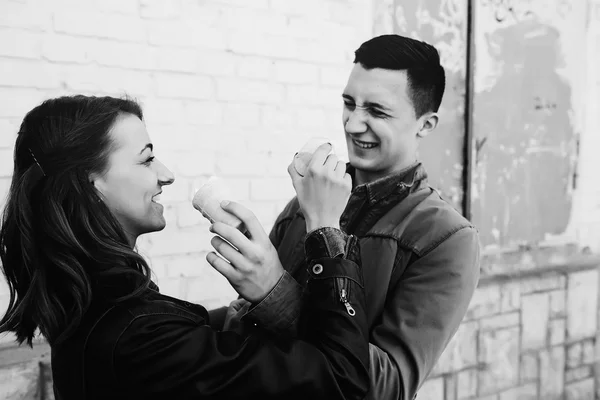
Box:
[0,0,372,334]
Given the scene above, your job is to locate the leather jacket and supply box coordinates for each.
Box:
[50,228,370,400]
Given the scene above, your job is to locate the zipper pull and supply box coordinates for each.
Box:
[340,288,356,316]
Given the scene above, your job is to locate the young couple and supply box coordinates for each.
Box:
[0,34,480,400]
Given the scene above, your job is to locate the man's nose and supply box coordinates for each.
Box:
[344,109,368,134]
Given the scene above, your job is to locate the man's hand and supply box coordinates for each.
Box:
[206,201,285,303]
[288,143,352,232]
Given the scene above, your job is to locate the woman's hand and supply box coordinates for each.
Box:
[288,143,352,232]
[206,201,284,303]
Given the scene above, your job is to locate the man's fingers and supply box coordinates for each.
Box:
[335,160,347,178]
[217,201,269,244]
[206,251,241,282]
[210,235,248,269]
[211,222,252,256]
[288,161,302,189]
[324,153,339,172]
[308,142,332,171]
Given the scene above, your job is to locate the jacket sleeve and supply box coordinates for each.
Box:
[114,232,370,400]
[367,226,480,400]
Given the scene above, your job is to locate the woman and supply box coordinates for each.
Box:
[0,95,369,399]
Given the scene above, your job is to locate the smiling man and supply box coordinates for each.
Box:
[266,34,481,400]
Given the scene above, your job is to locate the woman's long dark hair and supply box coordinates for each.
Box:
[0,95,154,346]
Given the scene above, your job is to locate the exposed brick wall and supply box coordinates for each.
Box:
[0,0,373,348]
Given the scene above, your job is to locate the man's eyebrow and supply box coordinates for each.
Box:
[342,95,391,112]
[139,143,153,155]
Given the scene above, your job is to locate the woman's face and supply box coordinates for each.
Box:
[92,113,174,246]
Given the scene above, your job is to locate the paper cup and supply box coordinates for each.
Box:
[293,137,334,177]
[192,177,244,231]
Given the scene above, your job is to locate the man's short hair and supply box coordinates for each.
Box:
[354,34,446,118]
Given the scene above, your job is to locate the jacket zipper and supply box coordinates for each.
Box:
[337,278,356,316]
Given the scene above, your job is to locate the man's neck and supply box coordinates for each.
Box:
[353,160,418,187]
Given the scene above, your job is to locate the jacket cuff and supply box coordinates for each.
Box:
[304,227,349,260]
[241,271,303,336]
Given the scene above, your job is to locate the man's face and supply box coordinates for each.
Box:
[342,64,431,184]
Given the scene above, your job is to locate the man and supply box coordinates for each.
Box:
[212,34,480,400]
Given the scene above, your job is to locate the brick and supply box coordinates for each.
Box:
[499,282,521,313]
[478,327,520,394]
[92,0,139,15]
[520,274,566,294]
[0,360,40,400]
[155,48,197,73]
[143,226,213,257]
[216,78,285,104]
[222,103,261,127]
[0,120,17,148]
[566,365,593,383]
[153,276,185,298]
[480,312,519,331]
[539,346,565,400]
[142,100,186,124]
[521,292,550,350]
[549,318,566,345]
[320,65,352,87]
[211,0,269,8]
[164,149,217,178]
[520,352,538,383]
[274,60,319,84]
[183,270,238,304]
[0,28,41,59]
[269,0,329,17]
[41,34,92,63]
[146,21,226,50]
[567,342,583,369]
[445,375,457,400]
[228,31,299,59]
[60,65,154,96]
[184,101,223,126]
[140,0,182,19]
[54,11,146,42]
[250,178,295,201]
[0,3,51,31]
[0,88,45,118]
[566,270,598,340]
[237,56,274,80]
[160,177,192,203]
[0,149,14,178]
[155,73,214,100]
[294,107,328,129]
[433,321,479,374]
[287,85,340,107]
[0,59,61,89]
[196,51,238,77]
[581,339,596,364]
[218,9,288,36]
[466,285,502,319]
[565,378,594,400]
[549,289,566,318]
[177,204,207,229]
[498,383,537,400]
[457,369,477,399]
[416,377,444,400]
[152,252,208,278]
[261,105,295,128]
[90,42,157,70]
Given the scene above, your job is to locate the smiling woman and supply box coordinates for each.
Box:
[0,95,370,400]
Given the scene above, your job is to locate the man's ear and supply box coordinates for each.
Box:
[416,113,439,138]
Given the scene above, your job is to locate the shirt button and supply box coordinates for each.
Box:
[312,264,323,274]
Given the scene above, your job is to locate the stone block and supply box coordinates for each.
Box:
[478,327,520,394]
[445,375,457,400]
[417,377,444,400]
[549,318,566,346]
[539,346,566,400]
[466,285,502,320]
[520,352,539,383]
[566,270,599,341]
[480,312,520,331]
[0,360,40,400]
[582,339,596,365]
[520,275,565,294]
[549,290,566,318]
[521,292,550,350]
[498,383,537,400]
[457,369,477,399]
[565,378,594,400]
[433,321,479,374]
[500,282,521,313]
[566,342,583,369]
[565,365,593,383]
